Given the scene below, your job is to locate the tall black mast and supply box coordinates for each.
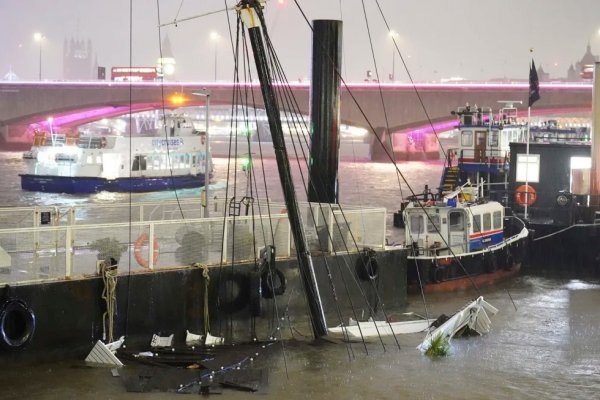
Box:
[236,0,328,338]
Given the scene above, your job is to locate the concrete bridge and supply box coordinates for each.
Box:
[0,80,592,147]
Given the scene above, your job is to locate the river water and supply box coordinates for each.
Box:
[1,151,599,399]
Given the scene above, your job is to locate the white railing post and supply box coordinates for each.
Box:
[65,226,73,277]
[221,217,228,262]
[148,223,155,270]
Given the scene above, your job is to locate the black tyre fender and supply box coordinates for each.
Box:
[261,268,287,299]
[355,249,379,281]
[484,252,498,273]
[0,299,36,351]
[430,263,446,283]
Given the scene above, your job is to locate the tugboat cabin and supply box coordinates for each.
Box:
[452,102,527,175]
[404,184,505,257]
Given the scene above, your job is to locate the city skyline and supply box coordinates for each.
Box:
[1,0,599,82]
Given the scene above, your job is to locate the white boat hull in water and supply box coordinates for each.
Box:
[328,318,435,341]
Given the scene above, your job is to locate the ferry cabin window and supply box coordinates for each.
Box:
[132,156,147,171]
[516,154,540,183]
[483,213,491,231]
[409,214,425,234]
[472,214,482,233]
[426,214,441,233]
[449,212,464,232]
[461,130,473,147]
[570,156,591,194]
[493,211,502,230]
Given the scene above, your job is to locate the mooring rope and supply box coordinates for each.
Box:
[101,262,118,343]
[193,263,211,335]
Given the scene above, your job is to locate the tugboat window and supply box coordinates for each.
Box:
[409,214,424,234]
[461,130,473,147]
[449,212,464,232]
[483,213,491,231]
[570,156,591,194]
[516,154,540,182]
[489,131,499,147]
[493,211,502,229]
[472,214,482,233]
[427,214,441,233]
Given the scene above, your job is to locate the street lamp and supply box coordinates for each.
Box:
[33,32,45,81]
[388,30,399,82]
[192,89,211,217]
[210,31,220,81]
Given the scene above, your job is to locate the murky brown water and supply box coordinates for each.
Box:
[1,153,599,399]
[1,277,599,399]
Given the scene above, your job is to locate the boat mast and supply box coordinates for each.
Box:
[236,0,328,337]
[590,62,600,206]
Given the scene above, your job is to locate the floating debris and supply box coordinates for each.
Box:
[85,336,125,367]
[418,296,498,353]
[150,333,174,348]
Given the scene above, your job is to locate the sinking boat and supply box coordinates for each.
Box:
[328,317,435,341]
[418,296,498,353]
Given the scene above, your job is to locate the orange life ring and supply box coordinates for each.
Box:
[134,233,160,268]
[515,184,537,206]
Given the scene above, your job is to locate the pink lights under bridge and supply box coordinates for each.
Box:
[0,80,592,143]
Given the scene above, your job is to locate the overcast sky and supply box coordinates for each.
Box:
[1,0,599,82]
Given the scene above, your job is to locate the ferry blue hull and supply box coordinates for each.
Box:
[20,174,208,194]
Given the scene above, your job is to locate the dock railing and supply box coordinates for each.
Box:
[0,200,387,285]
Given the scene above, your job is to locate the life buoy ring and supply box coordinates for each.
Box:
[515,184,537,207]
[134,233,160,268]
[355,249,379,281]
[261,268,287,298]
[0,299,36,351]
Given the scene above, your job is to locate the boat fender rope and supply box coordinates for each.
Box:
[101,262,118,343]
[0,298,36,351]
[134,233,160,268]
[193,263,210,334]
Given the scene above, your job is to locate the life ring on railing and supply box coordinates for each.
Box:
[0,298,36,351]
[515,184,537,207]
[134,233,160,268]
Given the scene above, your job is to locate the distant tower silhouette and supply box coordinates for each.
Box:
[574,43,598,80]
[157,35,176,79]
[63,37,94,80]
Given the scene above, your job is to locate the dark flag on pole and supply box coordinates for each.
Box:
[528,59,540,107]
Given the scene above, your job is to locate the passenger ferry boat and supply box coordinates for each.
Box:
[403,181,528,292]
[20,116,213,193]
